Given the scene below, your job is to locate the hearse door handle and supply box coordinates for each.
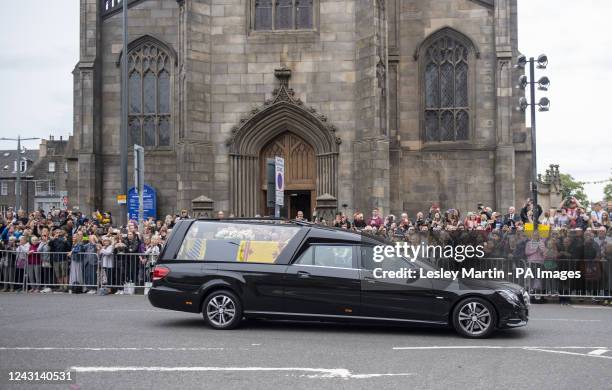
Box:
[363,276,376,284]
[297,271,311,278]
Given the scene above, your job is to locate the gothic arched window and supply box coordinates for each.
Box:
[253,0,314,31]
[422,33,473,142]
[128,42,172,148]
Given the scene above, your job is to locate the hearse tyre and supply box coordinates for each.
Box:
[202,289,243,330]
[452,297,497,338]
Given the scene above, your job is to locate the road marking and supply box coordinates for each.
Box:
[530,318,601,322]
[570,305,612,309]
[0,347,224,351]
[69,366,414,380]
[392,346,607,350]
[588,349,609,356]
[392,346,612,360]
[527,348,612,360]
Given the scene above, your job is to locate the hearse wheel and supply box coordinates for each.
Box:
[452,297,496,338]
[202,290,242,330]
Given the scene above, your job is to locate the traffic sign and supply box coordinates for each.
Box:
[275,156,284,206]
[128,184,157,221]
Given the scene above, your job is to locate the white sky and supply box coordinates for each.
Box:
[0,0,610,201]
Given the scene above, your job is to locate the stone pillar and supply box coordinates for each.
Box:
[352,0,390,215]
[494,0,517,211]
[536,164,562,212]
[316,154,338,198]
[229,155,259,218]
[175,0,216,214]
[191,195,214,219]
[74,0,101,214]
[315,193,338,223]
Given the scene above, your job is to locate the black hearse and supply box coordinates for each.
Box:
[148,219,528,338]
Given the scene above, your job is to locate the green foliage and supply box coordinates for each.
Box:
[604,181,612,201]
[559,173,589,207]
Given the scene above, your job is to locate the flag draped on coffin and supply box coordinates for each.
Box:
[176,239,282,262]
[236,241,282,263]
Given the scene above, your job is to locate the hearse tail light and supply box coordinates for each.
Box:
[152,265,170,281]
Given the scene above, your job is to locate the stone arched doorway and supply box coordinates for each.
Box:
[260,132,316,219]
[226,67,340,217]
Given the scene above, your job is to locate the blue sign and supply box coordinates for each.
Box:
[128,184,157,221]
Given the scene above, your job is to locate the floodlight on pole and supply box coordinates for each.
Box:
[537,54,548,69]
[514,53,550,230]
[537,76,550,91]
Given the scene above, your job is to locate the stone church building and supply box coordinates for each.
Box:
[73,0,531,220]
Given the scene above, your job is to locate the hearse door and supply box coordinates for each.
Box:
[359,246,441,323]
[283,244,361,317]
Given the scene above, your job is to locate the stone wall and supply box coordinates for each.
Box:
[398,149,496,216]
[208,0,358,214]
[75,0,531,219]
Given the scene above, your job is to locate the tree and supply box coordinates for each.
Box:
[559,173,589,207]
[604,180,612,201]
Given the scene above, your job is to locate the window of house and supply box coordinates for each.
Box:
[48,161,56,172]
[13,160,27,173]
[253,0,314,31]
[128,42,172,148]
[423,34,472,142]
[48,179,56,195]
[0,181,7,196]
[35,181,45,196]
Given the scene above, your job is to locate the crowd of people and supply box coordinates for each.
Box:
[313,197,611,261]
[311,197,611,298]
[0,208,175,294]
[0,196,610,296]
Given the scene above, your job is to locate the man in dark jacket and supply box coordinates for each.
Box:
[48,229,72,292]
[520,199,543,223]
[503,206,521,228]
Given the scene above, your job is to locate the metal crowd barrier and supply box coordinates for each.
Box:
[0,250,157,294]
[1,249,610,299]
[427,257,611,299]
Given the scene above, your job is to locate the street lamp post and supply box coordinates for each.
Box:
[120,0,129,226]
[1,135,40,212]
[515,54,550,230]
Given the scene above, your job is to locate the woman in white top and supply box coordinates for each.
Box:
[98,236,114,287]
[539,209,556,226]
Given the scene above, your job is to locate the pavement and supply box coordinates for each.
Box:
[0,293,611,390]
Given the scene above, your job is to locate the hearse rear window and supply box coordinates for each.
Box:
[176,221,300,263]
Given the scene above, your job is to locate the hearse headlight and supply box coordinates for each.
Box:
[497,289,520,305]
[522,290,531,307]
